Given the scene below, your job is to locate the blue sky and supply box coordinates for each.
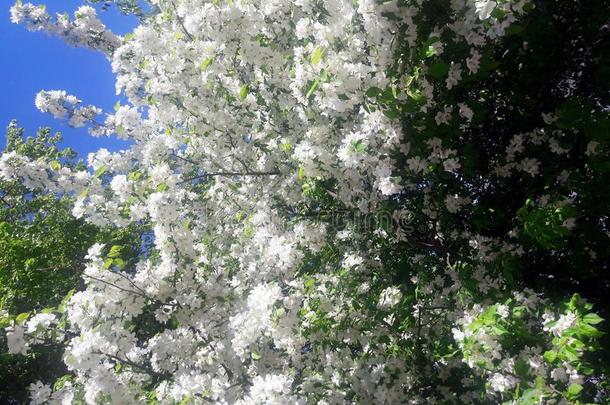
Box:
[0,1,138,158]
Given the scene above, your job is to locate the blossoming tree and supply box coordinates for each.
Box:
[2,0,609,403]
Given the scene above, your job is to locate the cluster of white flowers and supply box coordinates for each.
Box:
[10,2,121,55]
[35,90,102,128]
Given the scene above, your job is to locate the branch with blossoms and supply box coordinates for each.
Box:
[10,2,121,55]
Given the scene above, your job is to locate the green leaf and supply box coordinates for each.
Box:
[94,165,108,178]
[50,160,61,171]
[156,183,169,192]
[103,258,114,270]
[107,245,123,258]
[178,396,193,405]
[306,79,320,99]
[310,47,324,65]
[199,57,214,71]
[16,312,30,325]
[366,87,382,98]
[543,350,557,363]
[567,383,583,396]
[114,258,125,269]
[514,359,529,377]
[583,313,604,325]
[62,289,76,304]
[305,277,316,289]
[128,171,143,181]
[239,84,249,101]
[114,100,121,111]
[351,140,366,154]
[251,351,261,360]
[491,8,506,19]
[506,24,524,35]
[383,108,400,119]
[428,62,450,79]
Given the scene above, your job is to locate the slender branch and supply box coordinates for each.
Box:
[179,170,280,184]
[171,153,198,166]
[94,351,171,380]
[169,1,194,41]
[83,273,149,300]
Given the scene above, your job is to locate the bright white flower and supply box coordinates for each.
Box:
[496,305,509,319]
[474,1,497,20]
[29,381,52,405]
[547,312,577,337]
[378,286,403,309]
[489,373,514,393]
[26,313,56,333]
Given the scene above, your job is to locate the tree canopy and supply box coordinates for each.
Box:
[2,0,609,404]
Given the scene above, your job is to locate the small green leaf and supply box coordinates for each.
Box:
[251,351,261,360]
[178,396,193,405]
[310,46,324,65]
[351,140,366,154]
[383,108,400,119]
[491,8,506,19]
[514,359,529,377]
[94,165,108,178]
[506,24,524,35]
[62,289,75,304]
[428,62,450,79]
[366,87,382,98]
[107,245,123,258]
[199,57,214,71]
[239,84,249,101]
[305,277,316,289]
[128,171,142,181]
[567,383,583,396]
[583,313,604,325]
[103,258,114,270]
[114,258,125,269]
[16,312,30,325]
[50,160,61,171]
[543,350,557,363]
[156,183,169,192]
[114,101,121,111]
[306,79,319,99]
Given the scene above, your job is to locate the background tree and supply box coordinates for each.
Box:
[0,122,147,404]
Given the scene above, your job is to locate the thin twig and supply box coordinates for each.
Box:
[179,170,280,184]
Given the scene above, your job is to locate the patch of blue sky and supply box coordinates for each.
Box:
[0,1,139,159]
